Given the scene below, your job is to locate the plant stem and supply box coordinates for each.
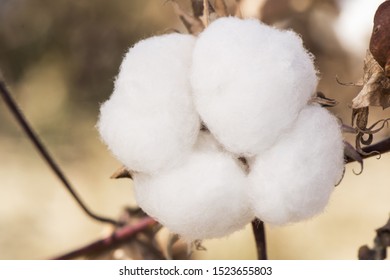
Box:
[0,79,120,226]
[251,219,267,260]
[52,217,156,259]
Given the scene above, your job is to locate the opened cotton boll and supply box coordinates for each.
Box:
[97,34,200,174]
[133,150,254,241]
[191,17,318,156]
[248,105,344,225]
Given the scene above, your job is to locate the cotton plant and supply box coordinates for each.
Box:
[97,17,345,241]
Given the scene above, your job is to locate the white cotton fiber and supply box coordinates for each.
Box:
[133,150,254,241]
[248,105,344,225]
[193,130,223,152]
[97,34,200,174]
[191,17,318,156]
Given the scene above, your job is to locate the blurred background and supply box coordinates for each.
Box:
[0,0,389,259]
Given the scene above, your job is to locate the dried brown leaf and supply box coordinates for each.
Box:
[110,166,133,179]
[235,0,266,19]
[171,0,205,35]
[201,0,210,27]
[214,0,228,17]
[344,141,363,175]
[352,107,369,131]
[191,0,214,18]
[352,50,390,109]
[310,91,338,107]
[351,107,382,159]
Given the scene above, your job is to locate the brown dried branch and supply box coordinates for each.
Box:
[52,217,156,260]
[0,77,120,226]
[251,219,267,260]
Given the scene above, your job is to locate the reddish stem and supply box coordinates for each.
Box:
[52,217,156,260]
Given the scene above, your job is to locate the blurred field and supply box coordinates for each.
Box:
[1,0,389,259]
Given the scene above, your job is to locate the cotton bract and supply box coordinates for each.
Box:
[248,105,344,225]
[133,150,253,241]
[191,17,318,156]
[97,34,200,174]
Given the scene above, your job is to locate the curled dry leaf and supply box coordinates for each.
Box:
[170,0,205,35]
[352,1,390,109]
[352,50,390,109]
[110,166,133,179]
[310,91,338,107]
[351,106,389,158]
[369,0,390,77]
[200,0,211,27]
[351,107,380,157]
[235,0,266,19]
[191,0,213,18]
[343,141,363,175]
[214,0,228,17]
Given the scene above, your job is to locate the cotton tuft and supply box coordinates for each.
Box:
[97,34,200,174]
[133,150,254,241]
[248,105,344,225]
[191,17,318,156]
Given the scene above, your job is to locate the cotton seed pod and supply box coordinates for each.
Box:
[248,105,344,225]
[369,0,390,75]
[133,150,254,241]
[191,17,318,156]
[97,34,200,174]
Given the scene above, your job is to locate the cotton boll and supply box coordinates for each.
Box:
[133,150,254,241]
[191,17,318,156]
[248,105,344,225]
[97,34,200,174]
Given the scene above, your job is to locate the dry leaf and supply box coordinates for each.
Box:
[191,0,214,18]
[235,0,267,19]
[369,1,390,77]
[110,165,133,179]
[310,91,338,107]
[214,0,228,17]
[343,141,363,175]
[171,0,205,35]
[352,50,390,109]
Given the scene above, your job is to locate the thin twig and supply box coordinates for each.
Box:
[251,219,267,260]
[0,79,120,226]
[52,217,156,260]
